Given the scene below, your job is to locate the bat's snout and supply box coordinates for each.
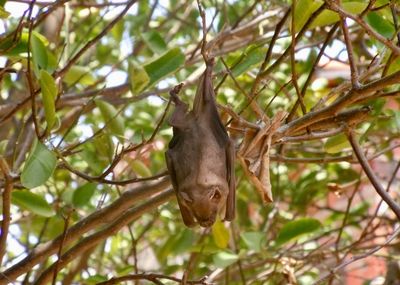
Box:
[198,218,215,228]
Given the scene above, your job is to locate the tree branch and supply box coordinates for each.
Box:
[346,128,400,220]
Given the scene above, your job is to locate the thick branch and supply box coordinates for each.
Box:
[34,190,174,284]
[0,178,170,284]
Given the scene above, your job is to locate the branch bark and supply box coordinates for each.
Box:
[34,190,174,284]
[0,177,171,284]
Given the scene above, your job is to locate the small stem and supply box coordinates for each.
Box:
[346,128,400,220]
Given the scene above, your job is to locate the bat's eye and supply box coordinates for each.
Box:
[180,192,193,204]
[210,187,221,201]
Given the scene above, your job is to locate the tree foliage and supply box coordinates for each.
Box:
[1,0,400,284]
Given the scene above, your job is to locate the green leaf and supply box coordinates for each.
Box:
[0,6,10,18]
[0,32,29,56]
[21,141,57,189]
[128,61,150,94]
[386,57,400,75]
[130,160,152,177]
[293,0,324,32]
[240,232,264,252]
[276,218,321,245]
[72,183,96,207]
[311,2,368,29]
[84,274,108,284]
[39,70,57,129]
[142,31,167,54]
[365,11,395,38]
[324,133,350,154]
[144,47,185,86]
[31,32,48,70]
[12,190,55,217]
[111,19,124,43]
[212,220,230,249]
[212,251,239,268]
[93,132,114,162]
[63,65,96,86]
[95,99,125,139]
[232,46,265,77]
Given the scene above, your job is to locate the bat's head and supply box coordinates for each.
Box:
[179,185,227,228]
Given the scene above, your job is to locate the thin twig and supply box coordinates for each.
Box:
[338,0,360,87]
[96,273,209,285]
[345,128,400,220]
[51,210,72,285]
[313,226,400,285]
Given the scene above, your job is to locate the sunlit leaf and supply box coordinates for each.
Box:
[365,11,395,38]
[92,132,114,162]
[240,232,264,252]
[276,218,321,245]
[130,159,152,177]
[293,0,324,32]
[311,2,368,28]
[21,141,57,189]
[324,133,351,154]
[63,65,96,85]
[212,251,239,268]
[0,6,10,18]
[31,32,48,70]
[212,220,230,249]
[12,190,55,217]
[111,19,124,43]
[142,31,167,54]
[95,99,125,139]
[128,61,150,94]
[232,46,265,76]
[84,274,108,284]
[39,69,57,129]
[144,47,185,86]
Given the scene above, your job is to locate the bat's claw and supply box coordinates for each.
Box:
[169,83,184,104]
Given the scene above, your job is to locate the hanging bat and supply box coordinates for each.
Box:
[165,58,236,228]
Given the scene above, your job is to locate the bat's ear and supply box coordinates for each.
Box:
[176,197,196,227]
[224,140,236,221]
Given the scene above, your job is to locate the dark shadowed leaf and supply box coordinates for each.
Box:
[276,218,321,245]
[72,183,97,207]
